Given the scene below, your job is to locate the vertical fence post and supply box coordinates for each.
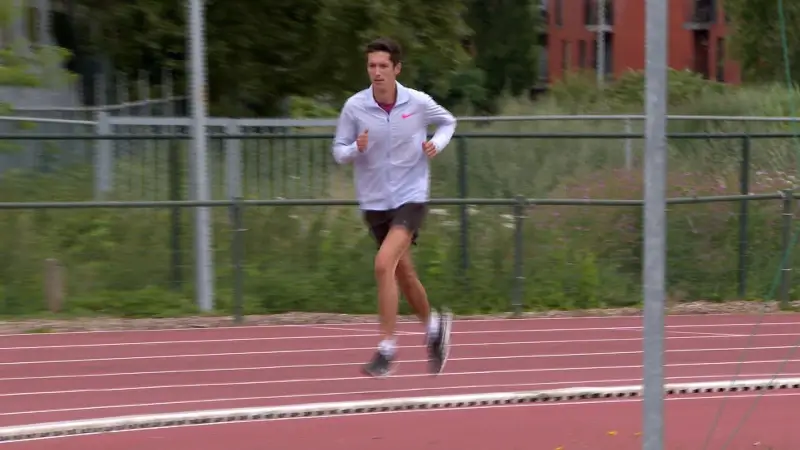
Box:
[168,136,183,290]
[225,121,242,199]
[624,117,633,170]
[230,196,245,324]
[780,189,794,308]
[94,111,112,200]
[738,135,750,298]
[511,195,526,316]
[456,137,469,283]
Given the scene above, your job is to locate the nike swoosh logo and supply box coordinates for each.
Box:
[402,113,414,119]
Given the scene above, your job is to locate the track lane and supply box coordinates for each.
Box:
[3,314,800,447]
[5,329,800,365]
[3,350,800,396]
[3,312,800,347]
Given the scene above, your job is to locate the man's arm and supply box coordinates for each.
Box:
[423,94,457,154]
[332,101,361,165]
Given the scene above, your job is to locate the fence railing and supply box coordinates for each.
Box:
[5,113,800,186]
[0,192,795,322]
[1,130,799,317]
[11,113,800,127]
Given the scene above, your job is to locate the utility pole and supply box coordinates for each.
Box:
[642,0,668,447]
[188,0,214,312]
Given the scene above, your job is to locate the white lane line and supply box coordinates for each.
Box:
[5,371,796,418]
[5,341,800,366]
[0,313,800,339]
[3,323,800,349]
[0,330,715,351]
[3,355,800,383]
[0,311,782,337]
[668,330,748,337]
[307,326,419,335]
[2,357,799,397]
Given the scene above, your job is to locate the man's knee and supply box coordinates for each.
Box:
[374,252,395,278]
[374,226,413,278]
[395,253,417,282]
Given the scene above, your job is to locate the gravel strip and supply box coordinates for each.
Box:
[1,300,798,334]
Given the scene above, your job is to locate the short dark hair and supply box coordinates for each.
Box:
[365,38,402,66]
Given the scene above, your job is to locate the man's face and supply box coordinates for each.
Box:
[367,51,401,88]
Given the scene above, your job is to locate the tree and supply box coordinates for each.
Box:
[464,0,542,113]
[71,0,325,116]
[72,0,476,116]
[725,0,800,84]
[310,0,476,108]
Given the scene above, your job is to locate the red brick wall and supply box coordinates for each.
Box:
[545,0,741,84]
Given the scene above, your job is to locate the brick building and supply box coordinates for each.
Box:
[542,0,741,84]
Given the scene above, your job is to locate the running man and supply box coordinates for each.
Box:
[331,37,457,378]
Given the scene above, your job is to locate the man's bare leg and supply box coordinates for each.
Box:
[396,247,451,374]
[371,225,413,363]
[396,250,430,323]
[362,223,453,378]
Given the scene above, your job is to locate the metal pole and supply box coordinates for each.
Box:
[780,189,794,309]
[94,111,112,200]
[188,0,214,312]
[231,196,245,324]
[596,0,606,87]
[511,195,525,317]
[642,0,667,448]
[738,136,751,298]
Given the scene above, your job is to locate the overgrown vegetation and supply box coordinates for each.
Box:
[2,70,800,318]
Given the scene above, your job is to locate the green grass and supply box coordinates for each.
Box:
[2,70,800,319]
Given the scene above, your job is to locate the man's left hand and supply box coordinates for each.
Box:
[422,141,437,158]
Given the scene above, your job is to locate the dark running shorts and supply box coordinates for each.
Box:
[363,202,428,248]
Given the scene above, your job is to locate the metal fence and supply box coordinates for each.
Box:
[0,68,186,178]
[0,130,798,317]
[4,112,800,192]
[0,192,795,322]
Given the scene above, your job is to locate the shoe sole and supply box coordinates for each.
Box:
[361,357,397,379]
[431,309,453,376]
[362,365,396,378]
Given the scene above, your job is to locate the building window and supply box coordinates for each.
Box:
[604,34,614,77]
[716,37,725,82]
[538,44,548,83]
[27,7,40,44]
[0,23,11,47]
[692,0,716,23]
[583,0,614,26]
[579,40,586,68]
[583,0,592,25]
[555,0,562,26]
[561,40,571,73]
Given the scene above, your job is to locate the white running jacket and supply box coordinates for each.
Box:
[332,82,457,211]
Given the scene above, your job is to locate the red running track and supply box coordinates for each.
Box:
[3,313,800,449]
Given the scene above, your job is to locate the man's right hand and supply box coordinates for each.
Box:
[356,129,369,152]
